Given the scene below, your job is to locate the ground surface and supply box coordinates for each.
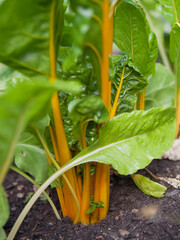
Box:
[4,159,180,240]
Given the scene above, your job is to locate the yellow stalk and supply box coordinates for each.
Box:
[175,87,180,138]
[98,0,113,221]
[80,124,91,224]
[90,164,102,223]
[77,166,83,195]
[139,89,145,110]
[110,67,125,118]
[49,126,66,217]
[49,0,79,222]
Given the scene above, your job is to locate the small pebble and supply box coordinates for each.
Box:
[131,208,138,213]
[119,229,129,236]
[17,193,25,198]
[11,206,16,211]
[17,185,24,191]
[12,181,18,186]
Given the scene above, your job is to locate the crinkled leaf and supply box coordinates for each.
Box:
[15,132,49,184]
[114,0,158,79]
[0,186,9,227]
[111,54,147,113]
[71,107,176,175]
[68,96,108,142]
[85,196,104,214]
[157,0,180,24]
[0,0,64,80]
[170,23,180,87]
[68,96,109,124]
[132,174,167,198]
[145,63,175,109]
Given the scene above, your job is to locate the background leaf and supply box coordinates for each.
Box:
[15,131,49,184]
[145,63,175,109]
[170,23,180,87]
[157,0,180,24]
[132,174,167,198]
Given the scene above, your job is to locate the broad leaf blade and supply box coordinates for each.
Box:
[72,107,176,175]
[114,0,158,79]
[132,174,167,198]
[0,0,64,79]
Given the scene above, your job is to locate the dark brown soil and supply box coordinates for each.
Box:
[4,159,180,240]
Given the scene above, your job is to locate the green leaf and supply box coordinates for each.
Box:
[111,54,147,113]
[132,174,167,198]
[72,107,176,175]
[145,63,175,109]
[15,131,49,184]
[0,81,64,186]
[68,0,102,88]
[68,96,109,124]
[68,96,109,143]
[24,192,34,203]
[0,0,64,80]
[157,0,180,24]
[85,196,104,214]
[0,227,7,240]
[0,186,9,227]
[170,23,180,87]
[114,0,158,79]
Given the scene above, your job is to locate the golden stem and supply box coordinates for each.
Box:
[49,0,79,222]
[80,123,91,224]
[49,126,66,217]
[139,89,145,110]
[110,66,125,118]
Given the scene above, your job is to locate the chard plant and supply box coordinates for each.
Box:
[0,0,178,239]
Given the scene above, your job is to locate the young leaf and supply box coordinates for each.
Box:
[15,131,49,184]
[170,23,180,88]
[0,0,64,80]
[111,54,147,113]
[157,0,180,24]
[72,107,176,175]
[114,0,158,79]
[145,63,175,109]
[132,174,167,198]
[0,186,9,228]
[68,96,109,124]
[85,196,104,214]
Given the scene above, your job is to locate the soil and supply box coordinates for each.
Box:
[4,159,180,240]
